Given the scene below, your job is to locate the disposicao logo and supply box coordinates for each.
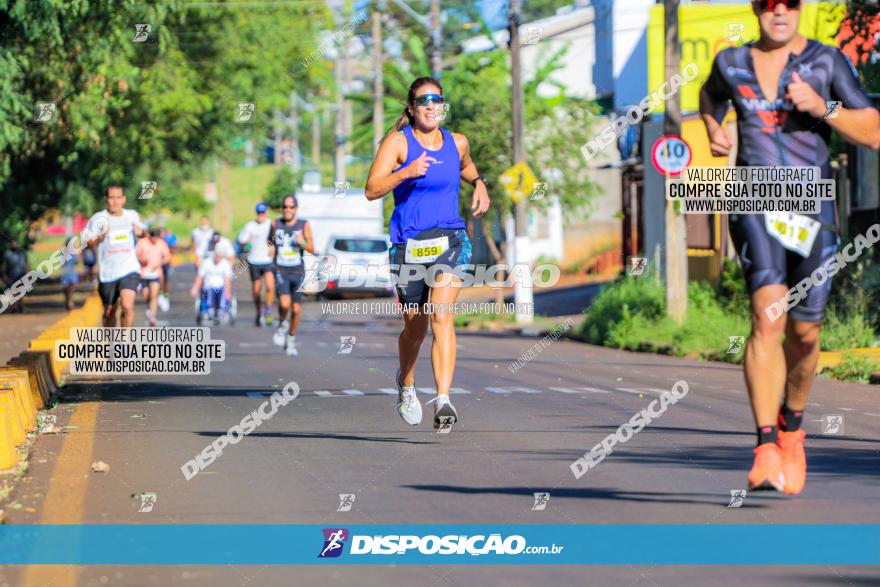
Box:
[318,528,349,558]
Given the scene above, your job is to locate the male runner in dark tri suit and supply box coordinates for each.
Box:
[700,0,880,494]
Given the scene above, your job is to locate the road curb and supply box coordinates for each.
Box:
[0,290,103,470]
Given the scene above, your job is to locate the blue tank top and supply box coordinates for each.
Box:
[390,125,465,244]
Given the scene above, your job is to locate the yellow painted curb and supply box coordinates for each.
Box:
[6,364,44,410]
[0,386,27,445]
[0,370,36,431]
[0,389,23,468]
[9,352,58,399]
[817,347,880,372]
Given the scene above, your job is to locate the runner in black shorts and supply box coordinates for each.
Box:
[238,203,276,326]
[87,186,147,327]
[700,0,880,494]
[366,76,490,431]
[270,194,314,357]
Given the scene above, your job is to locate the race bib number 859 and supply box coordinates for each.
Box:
[405,236,449,264]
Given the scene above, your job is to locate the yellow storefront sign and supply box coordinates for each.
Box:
[647,2,847,114]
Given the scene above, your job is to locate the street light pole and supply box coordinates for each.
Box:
[430,0,442,79]
[388,0,441,79]
[509,0,533,324]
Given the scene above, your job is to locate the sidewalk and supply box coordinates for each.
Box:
[0,279,93,366]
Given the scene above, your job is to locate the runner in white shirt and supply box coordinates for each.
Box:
[237,202,276,326]
[191,217,214,268]
[190,247,233,325]
[86,185,146,327]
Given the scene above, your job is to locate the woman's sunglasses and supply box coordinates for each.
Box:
[414,93,444,107]
[754,0,800,12]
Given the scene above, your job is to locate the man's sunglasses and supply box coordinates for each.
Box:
[754,0,800,12]
[414,93,444,107]
[283,204,297,209]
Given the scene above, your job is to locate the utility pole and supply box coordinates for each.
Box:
[509,0,533,324]
[343,38,354,161]
[311,95,321,168]
[373,10,384,154]
[273,110,283,167]
[289,91,301,174]
[430,0,442,79]
[664,0,688,322]
[334,54,346,184]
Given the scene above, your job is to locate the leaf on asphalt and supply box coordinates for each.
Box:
[62,425,79,429]
[130,413,148,419]
[39,424,62,434]
[91,461,111,473]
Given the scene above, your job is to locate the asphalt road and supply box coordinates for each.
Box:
[2,266,879,586]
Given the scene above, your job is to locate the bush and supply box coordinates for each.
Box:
[820,353,880,384]
[580,275,750,361]
[579,272,665,345]
[717,257,750,317]
[821,290,877,350]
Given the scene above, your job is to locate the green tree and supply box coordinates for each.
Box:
[0,0,325,253]
[265,166,300,209]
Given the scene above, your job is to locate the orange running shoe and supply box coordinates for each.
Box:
[777,429,807,495]
[747,442,785,492]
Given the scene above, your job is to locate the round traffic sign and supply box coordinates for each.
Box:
[651,135,692,177]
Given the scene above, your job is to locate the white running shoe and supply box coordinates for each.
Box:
[273,321,289,347]
[285,335,299,357]
[157,294,170,312]
[426,394,458,432]
[396,369,422,426]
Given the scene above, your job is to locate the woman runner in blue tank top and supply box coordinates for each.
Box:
[366,77,490,431]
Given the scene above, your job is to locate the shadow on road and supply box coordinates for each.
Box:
[402,484,771,507]
[497,436,880,480]
[196,430,435,445]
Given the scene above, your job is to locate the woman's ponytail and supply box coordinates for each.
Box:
[392,108,413,132]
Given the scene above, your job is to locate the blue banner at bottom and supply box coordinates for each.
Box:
[1,525,878,565]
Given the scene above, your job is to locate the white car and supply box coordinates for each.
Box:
[319,234,394,299]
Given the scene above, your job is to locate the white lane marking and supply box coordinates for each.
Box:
[314,390,334,397]
[549,387,611,394]
[865,413,880,417]
[807,402,821,407]
[837,407,854,412]
[549,387,581,394]
[316,342,329,347]
[239,342,269,348]
[417,387,471,395]
[485,386,542,394]
[342,389,365,396]
[378,388,398,395]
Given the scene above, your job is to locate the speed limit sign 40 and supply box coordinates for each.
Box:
[651,135,692,177]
